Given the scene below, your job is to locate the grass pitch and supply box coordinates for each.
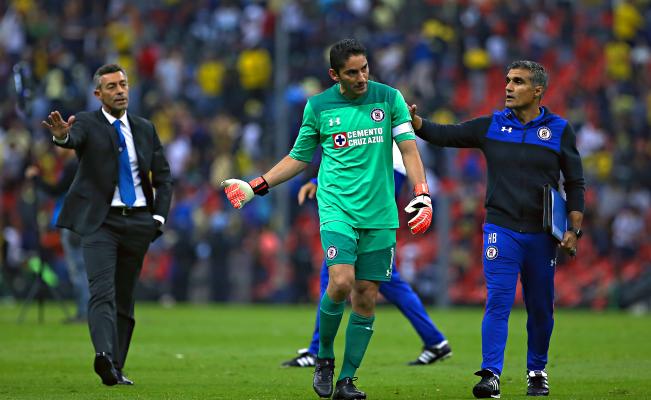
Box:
[0,303,649,399]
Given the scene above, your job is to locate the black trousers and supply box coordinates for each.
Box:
[82,208,158,370]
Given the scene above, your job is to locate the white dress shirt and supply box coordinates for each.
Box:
[101,108,148,208]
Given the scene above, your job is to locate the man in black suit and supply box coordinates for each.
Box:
[41,63,173,386]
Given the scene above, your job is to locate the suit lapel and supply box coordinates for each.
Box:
[96,109,119,153]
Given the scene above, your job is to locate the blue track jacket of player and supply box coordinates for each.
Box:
[416,107,585,375]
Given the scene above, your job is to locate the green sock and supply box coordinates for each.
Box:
[317,292,345,359]
[338,312,375,381]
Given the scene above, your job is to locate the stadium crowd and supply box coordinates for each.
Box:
[1,0,650,310]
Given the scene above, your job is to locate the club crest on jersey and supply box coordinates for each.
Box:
[327,245,338,260]
[370,108,385,122]
[332,133,348,148]
[485,246,498,260]
[537,126,552,140]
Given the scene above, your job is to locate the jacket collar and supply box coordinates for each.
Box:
[100,107,129,127]
[502,106,553,127]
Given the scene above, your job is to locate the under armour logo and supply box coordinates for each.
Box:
[550,258,557,267]
[501,126,512,133]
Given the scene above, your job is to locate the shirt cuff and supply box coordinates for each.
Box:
[153,215,165,225]
[52,134,69,144]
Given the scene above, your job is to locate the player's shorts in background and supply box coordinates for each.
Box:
[320,220,396,282]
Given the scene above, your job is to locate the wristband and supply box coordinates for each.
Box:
[249,176,270,196]
[413,183,429,196]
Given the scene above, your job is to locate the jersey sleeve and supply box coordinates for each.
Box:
[289,102,320,163]
[390,90,416,143]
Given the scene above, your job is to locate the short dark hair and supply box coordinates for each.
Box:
[507,60,548,93]
[93,64,127,88]
[329,39,366,72]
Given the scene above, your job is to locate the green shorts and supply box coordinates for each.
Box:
[320,221,396,282]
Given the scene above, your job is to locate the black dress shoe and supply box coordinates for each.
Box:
[117,370,134,385]
[94,352,119,386]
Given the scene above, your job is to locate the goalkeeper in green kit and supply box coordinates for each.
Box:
[222,39,432,400]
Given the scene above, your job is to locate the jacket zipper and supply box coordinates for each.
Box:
[518,126,527,232]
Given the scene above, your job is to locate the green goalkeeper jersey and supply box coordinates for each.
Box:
[289,80,416,229]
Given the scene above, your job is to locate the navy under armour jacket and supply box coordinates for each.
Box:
[416,107,585,233]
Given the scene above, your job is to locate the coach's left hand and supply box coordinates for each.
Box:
[560,231,577,256]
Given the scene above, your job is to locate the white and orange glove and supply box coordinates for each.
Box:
[404,183,433,235]
[221,176,269,209]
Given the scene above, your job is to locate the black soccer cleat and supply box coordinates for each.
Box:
[473,369,501,398]
[408,340,452,365]
[526,369,549,396]
[281,348,316,368]
[333,377,367,400]
[313,357,335,398]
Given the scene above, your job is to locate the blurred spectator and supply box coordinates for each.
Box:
[1,1,650,309]
[612,205,644,262]
[25,147,89,323]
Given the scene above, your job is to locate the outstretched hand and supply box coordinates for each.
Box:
[42,111,75,139]
[221,179,254,209]
[297,181,317,205]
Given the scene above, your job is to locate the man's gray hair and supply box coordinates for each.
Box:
[507,60,548,93]
[93,64,127,88]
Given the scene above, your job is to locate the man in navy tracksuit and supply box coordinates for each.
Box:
[410,60,585,398]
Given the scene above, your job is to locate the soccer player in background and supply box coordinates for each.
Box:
[282,144,451,369]
[410,60,585,398]
[222,38,433,399]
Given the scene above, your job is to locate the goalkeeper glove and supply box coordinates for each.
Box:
[222,176,269,209]
[404,183,432,235]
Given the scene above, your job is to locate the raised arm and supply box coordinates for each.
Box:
[42,111,78,147]
[408,104,489,148]
[262,156,309,188]
[222,156,309,209]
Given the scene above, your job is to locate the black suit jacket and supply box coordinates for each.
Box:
[54,109,173,236]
